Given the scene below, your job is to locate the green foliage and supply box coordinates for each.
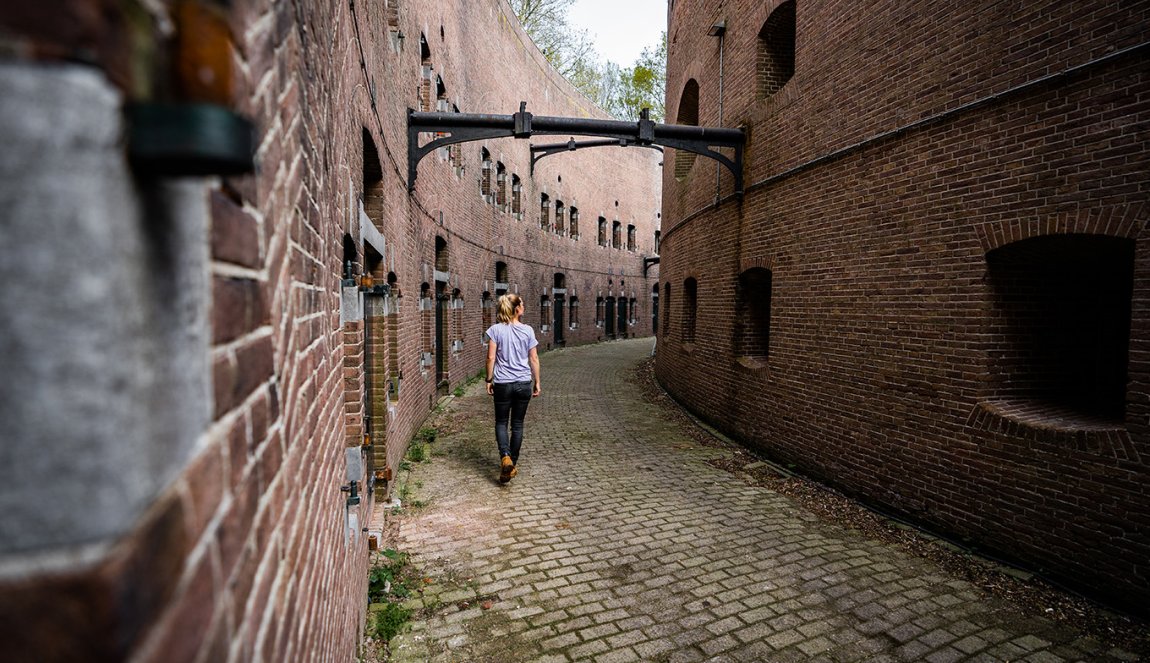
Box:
[509,2,666,121]
[368,549,414,641]
[373,603,412,642]
[406,441,427,463]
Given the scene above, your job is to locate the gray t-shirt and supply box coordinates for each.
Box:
[485,322,538,383]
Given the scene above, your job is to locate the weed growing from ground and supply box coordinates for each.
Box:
[368,549,414,642]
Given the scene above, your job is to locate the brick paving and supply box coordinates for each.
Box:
[383,338,1138,662]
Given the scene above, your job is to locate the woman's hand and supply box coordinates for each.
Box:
[486,381,494,395]
[532,382,541,397]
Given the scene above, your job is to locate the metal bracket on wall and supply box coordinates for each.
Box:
[408,103,745,195]
[643,256,660,276]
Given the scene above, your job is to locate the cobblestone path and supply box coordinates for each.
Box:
[383,338,1137,662]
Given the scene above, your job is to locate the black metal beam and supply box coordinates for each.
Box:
[530,139,664,175]
[643,256,660,276]
[408,102,744,195]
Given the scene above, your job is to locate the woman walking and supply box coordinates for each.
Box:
[485,293,541,484]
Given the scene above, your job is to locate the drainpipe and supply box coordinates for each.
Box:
[708,20,727,205]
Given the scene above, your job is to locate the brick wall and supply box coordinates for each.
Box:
[657,0,1150,614]
[0,0,661,660]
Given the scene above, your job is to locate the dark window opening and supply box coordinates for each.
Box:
[540,193,550,230]
[434,236,448,273]
[612,221,622,249]
[362,129,383,187]
[598,217,608,247]
[496,162,507,210]
[986,234,1133,421]
[480,148,492,201]
[627,224,636,252]
[662,282,671,339]
[758,0,796,99]
[674,79,699,179]
[555,201,565,236]
[570,207,579,240]
[683,277,697,344]
[736,268,772,363]
[343,234,358,281]
[511,174,522,217]
[654,230,661,254]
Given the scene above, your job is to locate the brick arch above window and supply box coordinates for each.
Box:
[975,206,1146,254]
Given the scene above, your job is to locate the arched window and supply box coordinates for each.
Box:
[387,272,400,401]
[481,291,493,329]
[612,220,622,249]
[449,105,463,174]
[342,234,358,283]
[511,174,523,218]
[683,277,697,344]
[758,0,796,99]
[496,162,507,210]
[419,282,434,368]
[540,193,550,230]
[627,224,636,252]
[540,295,552,332]
[480,148,492,202]
[569,207,579,240]
[419,34,433,112]
[987,234,1133,420]
[674,79,699,179]
[494,262,509,297]
[598,217,608,247]
[555,201,565,236]
[736,268,772,364]
[434,236,448,273]
[451,288,464,354]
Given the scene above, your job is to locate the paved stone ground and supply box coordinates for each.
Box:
[381,338,1140,662]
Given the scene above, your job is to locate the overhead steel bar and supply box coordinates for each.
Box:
[408,103,745,195]
[529,138,664,175]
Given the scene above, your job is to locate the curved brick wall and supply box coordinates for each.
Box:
[657,0,1150,613]
[0,0,660,660]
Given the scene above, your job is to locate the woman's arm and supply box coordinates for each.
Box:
[486,339,497,395]
[529,347,541,397]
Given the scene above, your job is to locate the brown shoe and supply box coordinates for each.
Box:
[499,456,513,484]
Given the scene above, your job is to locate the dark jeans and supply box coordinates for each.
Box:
[493,381,533,463]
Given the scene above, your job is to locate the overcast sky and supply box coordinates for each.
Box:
[566,0,668,67]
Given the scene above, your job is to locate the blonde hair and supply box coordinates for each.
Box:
[496,293,522,324]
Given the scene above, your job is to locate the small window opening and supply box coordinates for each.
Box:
[570,207,579,240]
[511,175,522,218]
[540,295,552,331]
[627,224,636,252]
[612,221,622,249]
[683,277,697,344]
[662,282,671,338]
[736,268,772,365]
[480,148,492,202]
[598,217,608,247]
[540,193,550,230]
[434,236,448,273]
[496,162,507,210]
[555,201,565,236]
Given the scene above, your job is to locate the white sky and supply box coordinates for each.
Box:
[566,0,668,68]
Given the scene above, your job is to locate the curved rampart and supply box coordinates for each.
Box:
[658,0,1150,613]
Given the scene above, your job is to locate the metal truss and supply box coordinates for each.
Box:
[408,103,745,195]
